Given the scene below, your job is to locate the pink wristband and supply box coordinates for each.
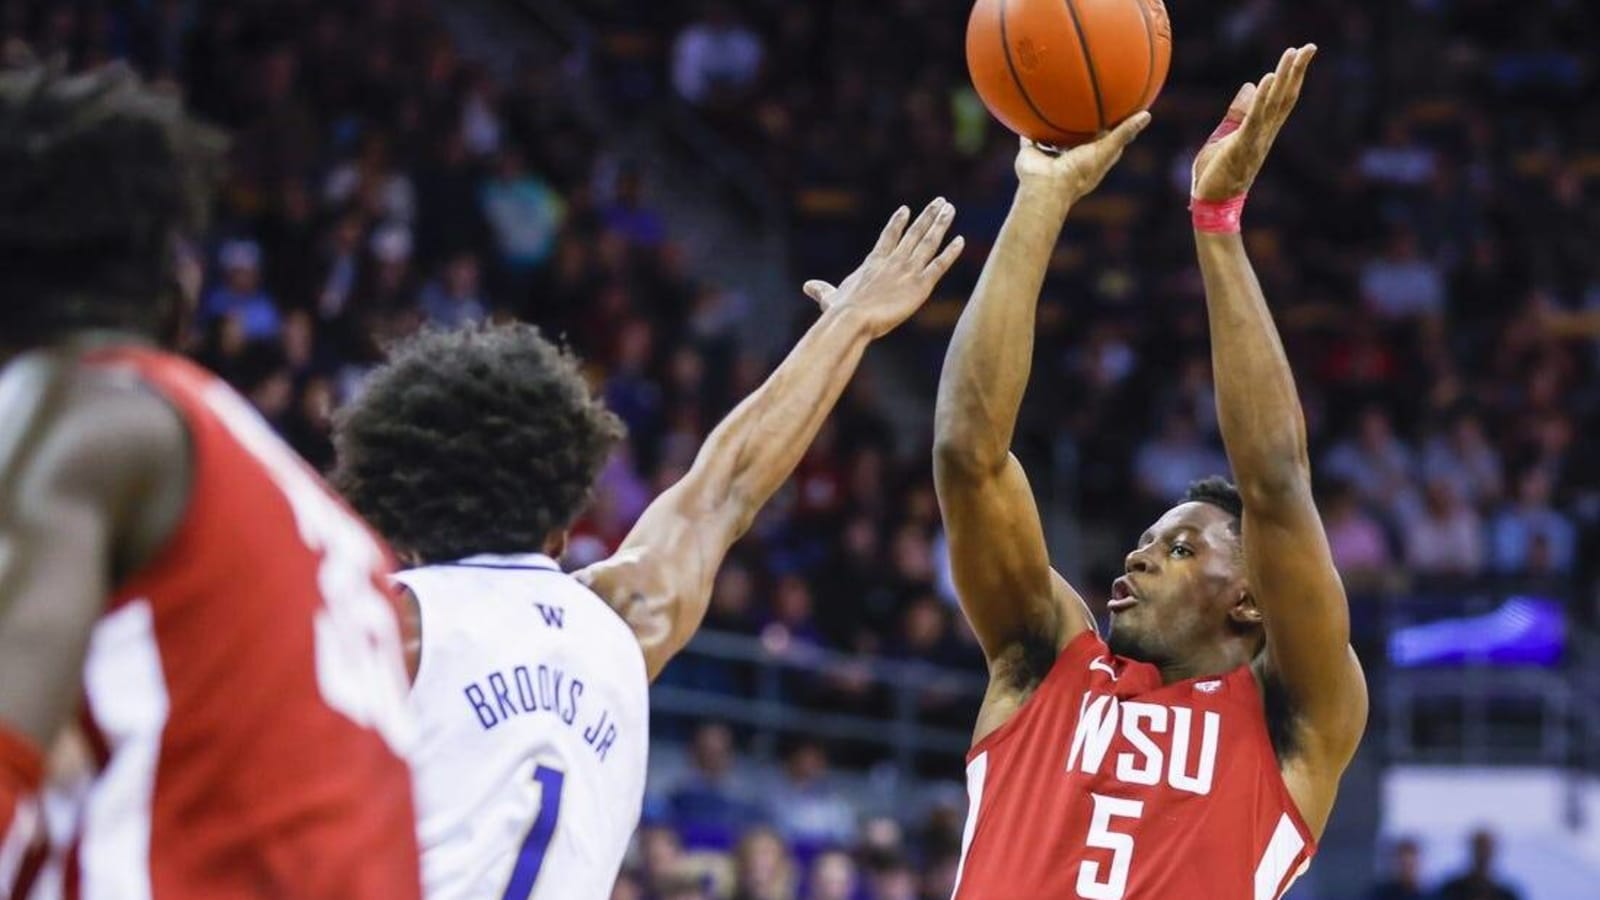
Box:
[1190,195,1247,234]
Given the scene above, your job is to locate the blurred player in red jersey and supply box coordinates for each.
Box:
[934,47,1367,898]
[0,64,421,898]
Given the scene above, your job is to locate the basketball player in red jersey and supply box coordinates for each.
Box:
[934,47,1366,899]
[0,65,421,898]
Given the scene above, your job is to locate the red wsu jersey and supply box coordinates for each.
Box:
[952,631,1314,900]
[33,348,422,899]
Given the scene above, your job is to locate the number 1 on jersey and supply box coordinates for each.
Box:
[503,765,566,900]
[1077,793,1144,899]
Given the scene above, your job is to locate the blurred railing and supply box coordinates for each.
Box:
[1376,579,1600,771]
[651,629,989,780]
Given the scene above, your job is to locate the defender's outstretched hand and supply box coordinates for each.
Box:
[1016,112,1151,208]
[1193,45,1317,201]
[803,198,965,338]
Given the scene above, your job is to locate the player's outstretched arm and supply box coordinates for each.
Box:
[579,200,965,681]
[0,355,187,879]
[933,118,1149,673]
[1191,46,1367,832]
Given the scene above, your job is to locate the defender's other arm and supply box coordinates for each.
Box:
[1192,46,1368,835]
[933,119,1149,674]
[580,201,964,681]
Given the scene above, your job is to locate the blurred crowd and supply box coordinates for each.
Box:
[1368,831,1522,900]
[590,0,1600,615]
[9,0,1597,896]
[612,723,969,900]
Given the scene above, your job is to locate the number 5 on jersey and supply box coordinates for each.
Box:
[503,766,566,900]
[1078,793,1144,900]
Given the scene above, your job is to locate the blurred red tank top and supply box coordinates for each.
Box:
[952,631,1314,900]
[43,347,422,899]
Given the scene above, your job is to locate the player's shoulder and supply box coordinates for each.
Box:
[2,349,187,494]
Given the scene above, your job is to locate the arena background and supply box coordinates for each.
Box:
[10,0,1598,897]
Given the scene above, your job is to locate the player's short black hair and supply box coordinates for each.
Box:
[0,61,224,346]
[1185,476,1243,531]
[332,323,625,565]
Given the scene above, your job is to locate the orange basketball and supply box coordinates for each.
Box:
[966,0,1172,146]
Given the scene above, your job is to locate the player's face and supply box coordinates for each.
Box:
[1106,502,1245,667]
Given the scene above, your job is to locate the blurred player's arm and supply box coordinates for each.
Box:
[0,354,188,766]
[579,201,965,681]
[1192,46,1367,833]
[933,119,1149,674]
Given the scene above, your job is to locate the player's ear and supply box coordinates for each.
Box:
[1228,590,1262,627]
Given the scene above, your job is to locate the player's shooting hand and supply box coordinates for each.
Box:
[803,198,965,339]
[1015,112,1151,208]
[1193,44,1316,202]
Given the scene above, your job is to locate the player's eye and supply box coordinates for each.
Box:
[1170,543,1194,559]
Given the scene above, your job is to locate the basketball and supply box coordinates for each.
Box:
[966,0,1173,146]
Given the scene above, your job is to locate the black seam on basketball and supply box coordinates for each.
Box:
[998,0,1077,137]
[1132,0,1157,110]
[1062,0,1107,131]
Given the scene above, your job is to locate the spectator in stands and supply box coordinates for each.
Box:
[1133,410,1230,510]
[1323,407,1418,521]
[1359,118,1438,188]
[1403,479,1485,577]
[671,1,764,109]
[1490,470,1576,576]
[764,741,856,860]
[418,251,489,327]
[1321,479,1393,588]
[480,143,565,280]
[1436,829,1522,900]
[639,823,692,898]
[323,132,416,224]
[1361,229,1446,322]
[1366,836,1426,900]
[732,825,797,900]
[668,722,756,851]
[866,855,917,900]
[806,850,857,900]
[604,166,668,250]
[1422,413,1504,508]
[202,239,281,341]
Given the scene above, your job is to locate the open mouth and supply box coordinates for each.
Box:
[1109,577,1139,612]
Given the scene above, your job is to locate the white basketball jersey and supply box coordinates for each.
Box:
[397,553,649,900]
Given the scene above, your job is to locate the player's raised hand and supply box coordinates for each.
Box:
[803,198,965,339]
[1015,111,1152,207]
[1193,44,1317,202]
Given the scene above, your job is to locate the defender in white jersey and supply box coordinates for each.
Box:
[331,200,966,899]
[395,556,647,898]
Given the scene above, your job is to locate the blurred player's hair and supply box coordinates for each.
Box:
[0,61,224,346]
[332,323,625,564]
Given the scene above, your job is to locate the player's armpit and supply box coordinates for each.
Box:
[1243,477,1369,822]
[934,450,1094,669]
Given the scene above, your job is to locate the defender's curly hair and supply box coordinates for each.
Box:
[0,61,224,344]
[1186,476,1243,530]
[332,324,625,565]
